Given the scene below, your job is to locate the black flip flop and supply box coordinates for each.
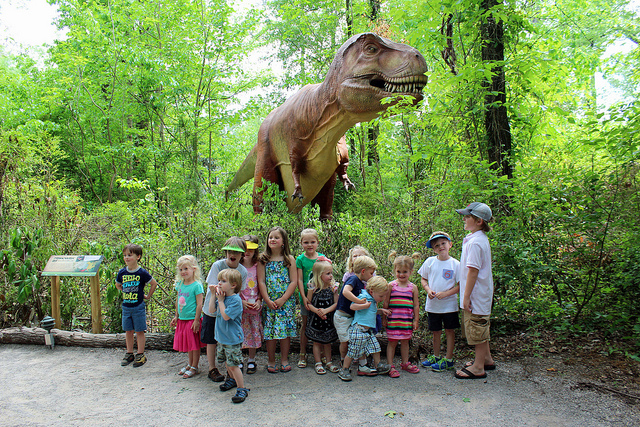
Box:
[464,361,496,370]
[455,367,487,379]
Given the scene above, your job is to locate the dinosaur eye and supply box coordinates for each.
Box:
[365,44,378,54]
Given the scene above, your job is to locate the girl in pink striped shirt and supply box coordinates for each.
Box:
[384,254,420,377]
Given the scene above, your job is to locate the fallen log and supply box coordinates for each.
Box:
[0,327,173,350]
[0,327,424,361]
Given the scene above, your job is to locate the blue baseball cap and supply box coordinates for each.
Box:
[426,234,451,248]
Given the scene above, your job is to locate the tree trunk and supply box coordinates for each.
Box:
[481,0,513,179]
[345,0,353,37]
[0,327,174,350]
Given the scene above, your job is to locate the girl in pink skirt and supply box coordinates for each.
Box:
[170,255,205,378]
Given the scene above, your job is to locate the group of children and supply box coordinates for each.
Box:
[115,202,496,403]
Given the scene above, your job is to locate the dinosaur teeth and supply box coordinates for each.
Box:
[382,81,425,94]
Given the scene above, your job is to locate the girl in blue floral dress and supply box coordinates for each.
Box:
[258,226,298,373]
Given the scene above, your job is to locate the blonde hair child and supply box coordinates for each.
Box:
[210,268,250,403]
[342,245,372,284]
[296,228,324,368]
[170,255,205,378]
[384,253,421,377]
[258,226,298,373]
[338,276,392,381]
[305,258,340,374]
[334,254,377,365]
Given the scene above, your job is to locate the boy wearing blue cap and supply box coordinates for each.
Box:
[418,231,460,371]
[454,202,496,379]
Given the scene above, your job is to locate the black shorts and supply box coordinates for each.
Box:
[200,313,218,344]
[427,311,460,331]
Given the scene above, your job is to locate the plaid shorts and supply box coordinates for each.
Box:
[346,324,380,359]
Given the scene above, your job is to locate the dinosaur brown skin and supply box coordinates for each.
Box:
[227,33,427,219]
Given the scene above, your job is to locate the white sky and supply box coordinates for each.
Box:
[0,0,637,108]
[0,0,65,53]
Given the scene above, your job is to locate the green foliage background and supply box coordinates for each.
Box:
[0,0,638,357]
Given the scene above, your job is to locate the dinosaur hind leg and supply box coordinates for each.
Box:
[311,172,338,220]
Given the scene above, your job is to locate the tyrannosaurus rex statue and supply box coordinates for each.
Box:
[227,33,428,219]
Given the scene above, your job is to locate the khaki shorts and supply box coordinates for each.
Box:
[463,312,491,345]
[333,310,353,342]
[216,343,243,367]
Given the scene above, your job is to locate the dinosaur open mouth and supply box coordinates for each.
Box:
[369,74,427,94]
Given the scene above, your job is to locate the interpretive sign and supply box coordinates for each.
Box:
[42,255,103,276]
[42,255,104,332]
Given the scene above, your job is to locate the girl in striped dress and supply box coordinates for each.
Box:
[384,254,421,377]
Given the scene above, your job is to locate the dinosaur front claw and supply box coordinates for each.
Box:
[343,178,355,191]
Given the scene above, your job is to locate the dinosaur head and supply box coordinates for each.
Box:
[327,33,428,119]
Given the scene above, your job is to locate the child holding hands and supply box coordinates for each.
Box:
[305,257,340,374]
[170,255,205,378]
[454,202,496,379]
[258,226,298,373]
[210,269,249,403]
[384,254,421,377]
[338,276,391,381]
[418,231,460,371]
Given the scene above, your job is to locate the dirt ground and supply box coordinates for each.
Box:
[1,342,639,427]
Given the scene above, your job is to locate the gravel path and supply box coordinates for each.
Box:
[0,344,638,426]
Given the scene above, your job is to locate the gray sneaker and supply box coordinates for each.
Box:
[357,364,378,376]
[375,363,390,375]
[338,368,352,381]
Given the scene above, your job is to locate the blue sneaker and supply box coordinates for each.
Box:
[421,355,441,368]
[431,358,455,372]
[219,377,237,391]
[232,387,249,403]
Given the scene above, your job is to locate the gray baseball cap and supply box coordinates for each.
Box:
[456,202,492,222]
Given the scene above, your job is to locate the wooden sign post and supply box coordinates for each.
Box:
[42,255,105,333]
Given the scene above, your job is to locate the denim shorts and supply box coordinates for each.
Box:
[122,302,147,332]
[300,302,309,317]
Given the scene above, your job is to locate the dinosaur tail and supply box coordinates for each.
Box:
[226,145,257,195]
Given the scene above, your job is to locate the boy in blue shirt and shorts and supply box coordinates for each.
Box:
[116,244,158,367]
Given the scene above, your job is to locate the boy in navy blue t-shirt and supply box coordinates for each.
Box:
[116,244,158,367]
